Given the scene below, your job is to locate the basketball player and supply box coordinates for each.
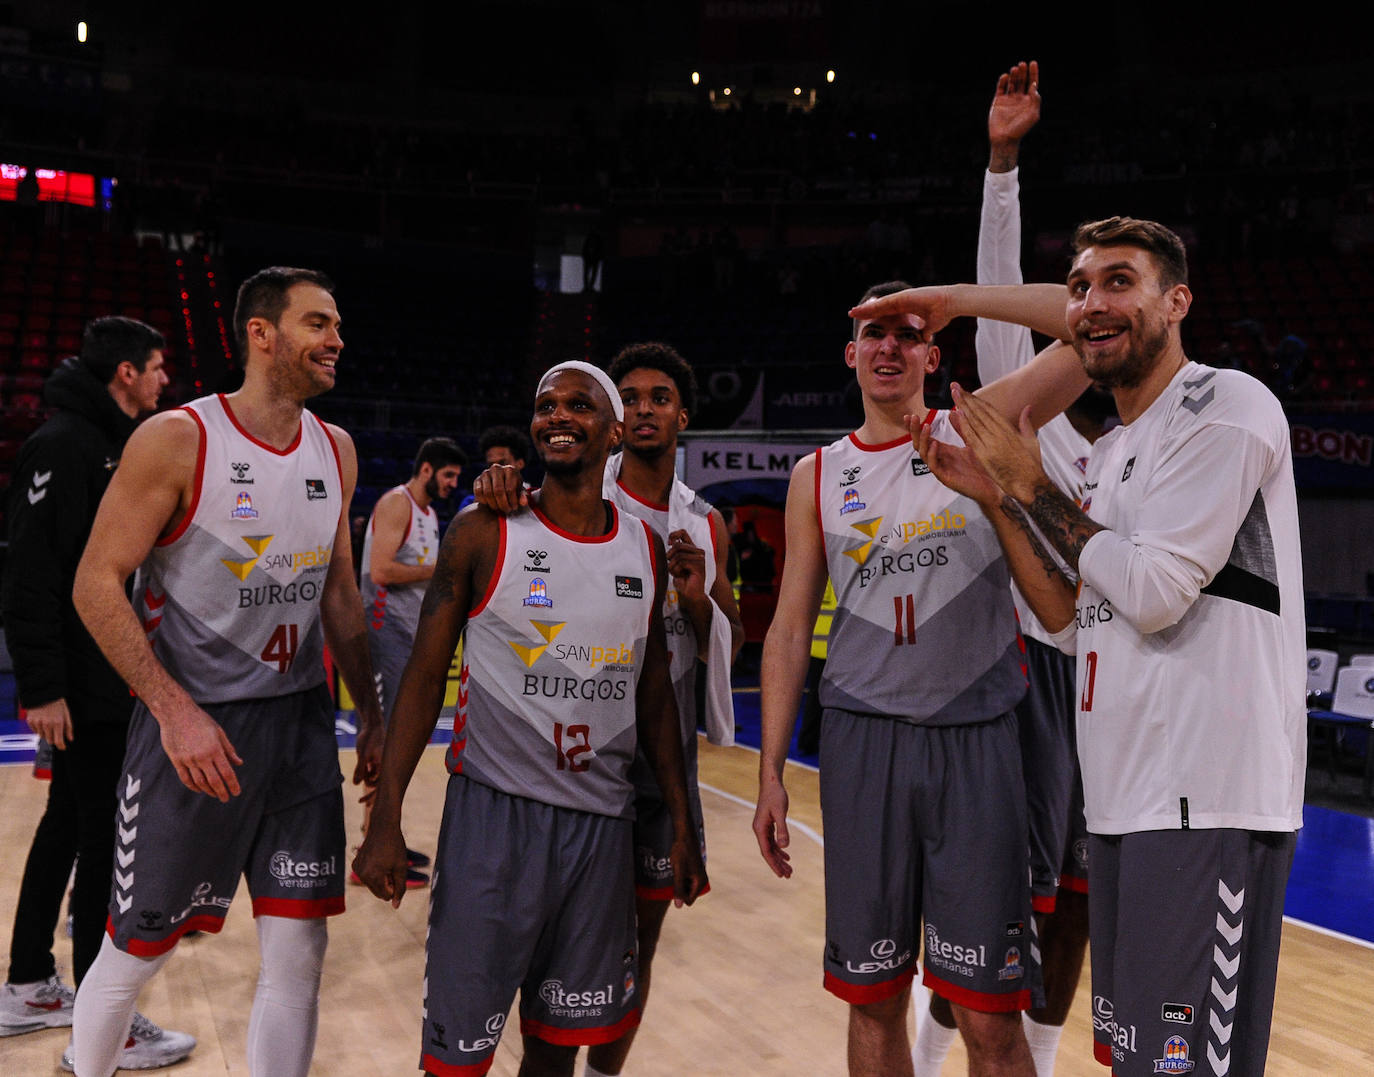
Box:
[359,436,466,885]
[69,267,384,1077]
[863,217,1305,1077]
[752,279,1090,1077]
[914,61,1103,1077]
[353,361,706,1077]
[473,342,742,1077]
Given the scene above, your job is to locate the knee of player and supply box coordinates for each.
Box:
[953,1006,1024,1056]
[851,989,910,1025]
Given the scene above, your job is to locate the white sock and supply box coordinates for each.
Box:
[583,1062,617,1077]
[246,916,328,1077]
[1022,1013,1064,1077]
[73,934,171,1077]
[911,992,958,1076]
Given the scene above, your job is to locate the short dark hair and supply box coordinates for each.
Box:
[607,341,698,416]
[852,280,915,339]
[80,316,165,385]
[232,266,334,353]
[478,424,531,463]
[412,436,467,476]
[1071,217,1189,289]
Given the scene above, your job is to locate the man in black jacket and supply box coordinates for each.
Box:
[0,317,194,1069]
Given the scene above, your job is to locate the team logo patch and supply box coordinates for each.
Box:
[525,549,549,571]
[523,578,554,608]
[840,466,862,486]
[998,946,1024,981]
[1122,456,1136,482]
[615,575,644,599]
[231,462,253,484]
[911,456,931,477]
[1161,1003,1194,1025]
[1004,921,1024,937]
[1152,1035,1194,1073]
[623,970,636,1001]
[305,478,328,501]
[840,487,867,515]
[231,492,259,519]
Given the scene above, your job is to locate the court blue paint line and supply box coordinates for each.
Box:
[1284,805,1374,944]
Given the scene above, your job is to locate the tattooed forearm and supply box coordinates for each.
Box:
[1022,481,1103,573]
[998,495,1073,583]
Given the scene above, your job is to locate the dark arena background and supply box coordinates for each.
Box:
[1,4,1372,1074]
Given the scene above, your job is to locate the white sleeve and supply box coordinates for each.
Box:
[975,168,1036,384]
[1079,421,1278,635]
[701,600,736,747]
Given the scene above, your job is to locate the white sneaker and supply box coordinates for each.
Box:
[0,975,76,1035]
[60,1012,197,1071]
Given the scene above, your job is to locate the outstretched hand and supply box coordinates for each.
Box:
[905,409,1003,507]
[989,60,1041,150]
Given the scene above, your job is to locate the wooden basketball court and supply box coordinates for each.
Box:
[1,741,1369,1075]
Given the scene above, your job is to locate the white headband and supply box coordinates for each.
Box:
[539,360,624,421]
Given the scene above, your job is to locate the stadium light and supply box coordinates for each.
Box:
[691,71,700,85]
[723,86,731,97]
[77,21,87,43]
[793,87,801,96]
[826,69,835,83]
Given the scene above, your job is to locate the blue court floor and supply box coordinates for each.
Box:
[4,697,1371,949]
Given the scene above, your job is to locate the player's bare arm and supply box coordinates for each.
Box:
[73,410,245,802]
[367,487,435,586]
[636,532,707,907]
[752,455,828,879]
[320,424,385,785]
[352,508,495,906]
[988,59,1040,173]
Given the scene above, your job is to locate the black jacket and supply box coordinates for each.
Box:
[1,358,138,723]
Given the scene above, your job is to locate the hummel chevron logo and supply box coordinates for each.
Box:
[1207,1043,1231,1075]
[1214,911,1242,946]
[120,801,139,823]
[118,823,136,844]
[115,869,134,891]
[27,470,51,504]
[1218,880,1244,913]
[125,775,141,797]
[1181,386,1216,415]
[1213,945,1240,979]
[116,894,132,913]
[117,847,135,868]
[1210,976,1237,1010]
[1209,1010,1233,1044]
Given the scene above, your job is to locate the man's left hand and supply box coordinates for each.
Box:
[670,834,708,908]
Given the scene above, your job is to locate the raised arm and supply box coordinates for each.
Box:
[319,424,385,785]
[636,531,707,906]
[752,455,829,879]
[351,508,492,906]
[978,60,1041,384]
[367,487,435,586]
[72,411,245,802]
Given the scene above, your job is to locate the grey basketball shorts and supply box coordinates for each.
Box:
[421,773,640,1076]
[367,621,412,725]
[108,684,346,957]
[1016,636,1081,911]
[629,737,709,900]
[819,708,1041,1012]
[1088,828,1296,1076]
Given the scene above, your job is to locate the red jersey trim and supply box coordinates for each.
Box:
[530,500,621,544]
[823,967,915,1005]
[156,406,206,547]
[1094,1040,1114,1066]
[251,895,346,919]
[420,1052,495,1076]
[813,448,826,561]
[616,478,668,512]
[1032,893,1058,914]
[847,427,921,453]
[217,393,304,456]
[110,913,225,957]
[921,968,1030,1013]
[468,515,507,618]
[520,1008,640,1046]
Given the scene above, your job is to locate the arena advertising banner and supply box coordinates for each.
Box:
[681,437,826,489]
[1288,413,1374,492]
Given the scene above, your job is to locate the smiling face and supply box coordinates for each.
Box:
[845,312,941,408]
[260,283,343,400]
[1066,245,1190,391]
[422,463,462,501]
[617,366,687,460]
[531,369,622,477]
